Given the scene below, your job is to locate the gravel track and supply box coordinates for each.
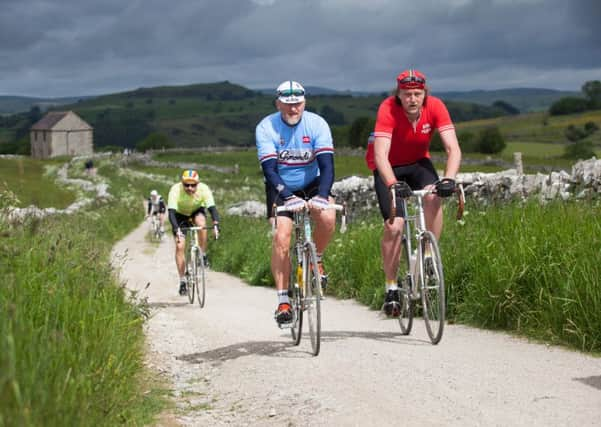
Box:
[112,221,601,426]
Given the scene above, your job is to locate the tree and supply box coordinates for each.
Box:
[319,105,345,126]
[492,100,520,115]
[563,141,596,160]
[549,96,588,115]
[582,80,601,109]
[348,117,374,148]
[564,124,587,142]
[136,133,175,152]
[477,126,506,154]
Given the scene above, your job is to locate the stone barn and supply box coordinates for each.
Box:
[30,111,93,159]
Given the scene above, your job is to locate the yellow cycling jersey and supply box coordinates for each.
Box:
[167,182,216,216]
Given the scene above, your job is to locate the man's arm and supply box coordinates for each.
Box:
[439,129,462,179]
[261,158,292,199]
[316,152,334,198]
[168,208,179,232]
[374,136,397,186]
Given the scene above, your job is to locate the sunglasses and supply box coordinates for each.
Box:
[278,88,305,97]
[398,76,426,85]
[183,183,197,188]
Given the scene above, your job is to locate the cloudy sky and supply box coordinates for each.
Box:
[1,0,600,98]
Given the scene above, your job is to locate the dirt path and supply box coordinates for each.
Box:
[112,222,601,426]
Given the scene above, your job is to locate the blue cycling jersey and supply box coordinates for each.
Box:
[256,111,334,191]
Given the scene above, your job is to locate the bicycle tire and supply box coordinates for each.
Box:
[397,248,414,335]
[289,246,303,345]
[419,231,445,344]
[197,250,206,308]
[186,247,196,304]
[304,242,321,356]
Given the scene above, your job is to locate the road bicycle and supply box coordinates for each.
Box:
[389,181,464,345]
[149,214,164,242]
[181,225,218,308]
[274,200,346,356]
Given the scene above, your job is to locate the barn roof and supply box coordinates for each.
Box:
[31,111,70,130]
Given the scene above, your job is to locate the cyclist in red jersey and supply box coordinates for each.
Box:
[366,69,461,317]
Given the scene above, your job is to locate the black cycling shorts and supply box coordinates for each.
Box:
[172,207,207,236]
[265,177,328,219]
[374,158,439,220]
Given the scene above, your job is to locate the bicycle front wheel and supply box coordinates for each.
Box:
[304,242,321,356]
[289,246,303,345]
[196,251,206,308]
[419,231,445,344]
[186,248,196,304]
[397,257,414,335]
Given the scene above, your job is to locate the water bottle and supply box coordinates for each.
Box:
[410,252,418,278]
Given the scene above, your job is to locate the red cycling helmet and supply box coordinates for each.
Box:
[397,69,427,90]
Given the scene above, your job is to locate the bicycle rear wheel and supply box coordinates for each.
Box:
[289,247,303,345]
[196,250,206,308]
[397,248,414,334]
[186,247,196,304]
[304,242,321,356]
[420,231,445,344]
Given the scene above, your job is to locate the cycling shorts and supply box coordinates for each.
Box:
[172,207,207,236]
[374,158,439,220]
[265,177,330,219]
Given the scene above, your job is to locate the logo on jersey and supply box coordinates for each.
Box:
[278,149,313,164]
[302,136,311,144]
[421,123,432,134]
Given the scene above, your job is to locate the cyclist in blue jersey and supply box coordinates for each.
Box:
[256,80,337,325]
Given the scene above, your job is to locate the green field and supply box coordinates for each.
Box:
[0,157,76,208]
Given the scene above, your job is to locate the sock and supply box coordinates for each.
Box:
[316,253,323,263]
[385,279,398,291]
[180,275,186,283]
[277,290,290,305]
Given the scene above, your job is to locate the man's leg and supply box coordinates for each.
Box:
[193,213,208,252]
[423,195,442,240]
[311,201,336,255]
[175,231,187,295]
[272,217,293,323]
[381,217,404,282]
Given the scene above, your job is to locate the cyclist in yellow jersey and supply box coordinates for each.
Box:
[168,169,220,296]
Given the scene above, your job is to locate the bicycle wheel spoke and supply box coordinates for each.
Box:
[290,247,303,345]
[304,243,321,356]
[186,252,195,304]
[197,253,206,308]
[420,232,445,344]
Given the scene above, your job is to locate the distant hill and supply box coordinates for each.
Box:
[435,88,581,113]
[0,95,93,115]
[0,81,578,152]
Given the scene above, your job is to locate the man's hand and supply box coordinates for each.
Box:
[308,195,329,210]
[213,222,220,240]
[284,195,306,212]
[435,178,456,198]
[390,181,412,198]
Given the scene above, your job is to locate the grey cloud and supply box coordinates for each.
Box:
[1,0,600,97]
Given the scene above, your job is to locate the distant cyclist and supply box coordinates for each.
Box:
[365,69,461,317]
[167,170,220,296]
[146,190,166,235]
[255,80,336,325]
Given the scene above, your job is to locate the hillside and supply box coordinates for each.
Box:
[0,95,90,115]
[34,81,508,149]
[0,81,588,152]
[436,88,580,113]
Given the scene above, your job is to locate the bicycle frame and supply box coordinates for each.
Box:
[274,201,345,356]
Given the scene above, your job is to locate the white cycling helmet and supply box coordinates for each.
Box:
[276,80,305,104]
[150,190,158,197]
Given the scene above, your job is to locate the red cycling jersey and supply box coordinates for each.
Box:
[365,95,454,170]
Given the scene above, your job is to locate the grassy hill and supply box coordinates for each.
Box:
[436,88,581,113]
[48,81,508,149]
[0,81,593,154]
